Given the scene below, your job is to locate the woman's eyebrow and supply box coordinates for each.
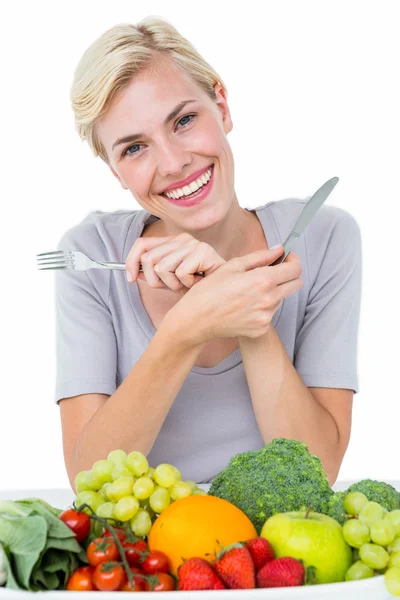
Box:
[112,99,198,152]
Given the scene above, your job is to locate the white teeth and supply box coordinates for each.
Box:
[164,166,213,199]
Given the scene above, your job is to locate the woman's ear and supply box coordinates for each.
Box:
[214,81,233,134]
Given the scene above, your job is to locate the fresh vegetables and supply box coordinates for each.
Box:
[0,543,7,586]
[0,498,87,591]
[208,438,334,533]
[328,480,400,524]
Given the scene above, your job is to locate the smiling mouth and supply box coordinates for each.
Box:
[159,164,214,199]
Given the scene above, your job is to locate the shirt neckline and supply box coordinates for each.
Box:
[125,205,283,375]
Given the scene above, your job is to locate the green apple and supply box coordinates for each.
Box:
[260,510,352,584]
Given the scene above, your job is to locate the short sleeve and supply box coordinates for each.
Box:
[294,210,362,394]
[54,228,118,404]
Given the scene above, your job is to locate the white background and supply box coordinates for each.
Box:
[1,0,399,490]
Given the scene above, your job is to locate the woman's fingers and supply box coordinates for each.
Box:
[125,236,176,284]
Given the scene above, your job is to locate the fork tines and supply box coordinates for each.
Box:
[36,250,74,270]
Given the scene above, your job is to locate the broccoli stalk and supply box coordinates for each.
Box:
[208,438,334,534]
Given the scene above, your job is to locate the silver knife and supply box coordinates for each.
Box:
[270,176,339,266]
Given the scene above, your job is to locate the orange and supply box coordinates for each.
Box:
[147,495,257,576]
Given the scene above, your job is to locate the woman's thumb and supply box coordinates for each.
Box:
[238,244,283,271]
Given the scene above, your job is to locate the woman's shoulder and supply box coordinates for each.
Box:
[55,208,147,260]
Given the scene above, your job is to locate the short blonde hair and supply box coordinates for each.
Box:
[70,16,227,164]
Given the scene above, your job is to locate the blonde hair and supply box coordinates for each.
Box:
[70,16,227,164]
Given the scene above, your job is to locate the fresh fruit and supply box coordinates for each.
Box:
[66,566,95,591]
[386,510,400,537]
[75,490,104,514]
[214,543,255,589]
[245,537,275,571]
[370,519,396,546]
[342,518,370,548]
[113,495,140,521]
[59,508,91,542]
[358,501,385,527]
[142,550,171,575]
[122,539,149,566]
[257,556,305,588]
[148,495,257,576]
[389,539,400,554]
[106,477,134,502]
[385,567,400,597]
[92,561,127,591]
[345,560,374,581]
[389,553,400,570]
[343,492,368,516]
[359,543,390,570]
[178,557,226,590]
[126,451,149,476]
[154,464,178,487]
[87,537,120,567]
[108,449,127,465]
[149,487,171,513]
[102,527,127,543]
[130,508,152,536]
[144,572,176,591]
[260,509,352,583]
[133,476,155,499]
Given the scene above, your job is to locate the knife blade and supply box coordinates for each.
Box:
[270,176,339,266]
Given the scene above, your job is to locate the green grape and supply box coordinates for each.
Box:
[114,495,140,521]
[96,502,115,519]
[171,466,182,482]
[108,449,127,465]
[359,501,385,527]
[147,467,156,479]
[149,487,171,513]
[99,482,111,501]
[130,508,152,537]
[386,510,400,537]
[345,560,375,581]
[192,489,207,496]
[342,519,370,548]
[370,519,396,546]
[106,477,134,502]
[169,481,192,501]
[154,464,177,488]
[74,471,91,493]
[85,470,104,491]
[388,538,400,554]
[359,543,390,570]
[92,459,114,485]
[75,490,105,514]
[111,464,134,481]
[126,451,149,477]
[389,552,400,570]
[184,480,197,492]
[139,498,155,519]
[343,492,368,516]
[384,567,400,597]
[133,476,155,500]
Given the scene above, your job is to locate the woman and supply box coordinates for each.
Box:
[56,17,362,491]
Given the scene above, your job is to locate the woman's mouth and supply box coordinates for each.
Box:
[160,165,215,207]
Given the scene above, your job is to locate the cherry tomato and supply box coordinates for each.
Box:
[59,509,91,543]
[142,550,171,575]
[122,539,149,566]
[92,561,127,592]
[121,566,146,592]
[103,527,127,543]
[66,566,95,591]
[87,537,120,567]
[145,572,176,592]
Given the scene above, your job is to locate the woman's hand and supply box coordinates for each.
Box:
[164,245,303,345]
[125,233,226,293]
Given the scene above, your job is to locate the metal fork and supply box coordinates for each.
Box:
[36,249,204,275]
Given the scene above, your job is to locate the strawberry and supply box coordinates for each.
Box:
[257,556,305,588]
[177,557,226,590]
[245,537,275,571]
[214,543,255,589]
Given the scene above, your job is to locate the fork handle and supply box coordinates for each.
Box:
[99,261,204,276]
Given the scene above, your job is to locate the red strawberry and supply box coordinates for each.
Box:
[177,557,226,590]
[257,556,305,588]
[245,537,275,571]
[214,543,255,589]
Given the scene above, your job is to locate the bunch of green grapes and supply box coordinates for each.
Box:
[73,450,206,537]
[342,491,400,596]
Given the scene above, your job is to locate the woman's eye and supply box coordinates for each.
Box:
[121,114,196,158]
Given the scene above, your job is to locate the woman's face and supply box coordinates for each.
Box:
[97,63,235,231]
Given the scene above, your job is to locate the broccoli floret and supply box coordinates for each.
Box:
[208,438,334,533]
[346,479,400,511]
[327,479,400,525]
[327,491,349,525]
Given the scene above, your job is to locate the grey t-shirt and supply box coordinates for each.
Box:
[54,197,362,483]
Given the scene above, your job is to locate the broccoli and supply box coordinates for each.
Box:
[208,438,334,534]
[327,479,400,524]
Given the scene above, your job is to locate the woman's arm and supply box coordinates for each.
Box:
[68,316,204,486]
